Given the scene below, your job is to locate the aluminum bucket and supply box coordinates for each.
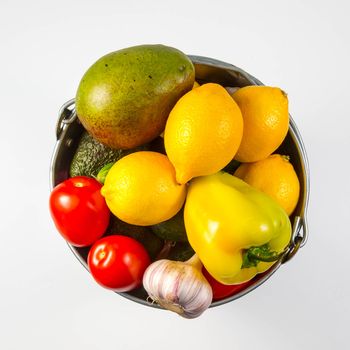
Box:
[50,55,310,308]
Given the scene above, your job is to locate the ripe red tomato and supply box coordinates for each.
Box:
[88,235,151,292]
[49,176,110,247]
[202,268,252,301]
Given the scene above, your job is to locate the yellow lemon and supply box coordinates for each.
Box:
[234,154,300,215]
[164,83,243,184]
[231,86,289,163]
[101,151,186,226]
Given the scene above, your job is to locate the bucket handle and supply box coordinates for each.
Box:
[56,98,77,140]
[282,215,308,263]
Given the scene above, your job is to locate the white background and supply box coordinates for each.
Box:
[1,0,349,349]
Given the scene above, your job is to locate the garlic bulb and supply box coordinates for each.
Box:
[142,254,213,318]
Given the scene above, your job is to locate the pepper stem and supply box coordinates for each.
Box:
[242,244,286,268]
[247,246,285,262]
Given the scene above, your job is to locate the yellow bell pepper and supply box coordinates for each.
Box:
[184,172,292,285]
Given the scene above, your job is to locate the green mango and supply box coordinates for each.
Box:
[75,45,195,149]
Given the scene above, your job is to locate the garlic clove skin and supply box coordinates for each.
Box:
[143,258,213,319]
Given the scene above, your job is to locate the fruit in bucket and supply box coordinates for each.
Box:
[101,151,187,226]
[50,45,304,320]
[75,44,195,149]
[88,235,150,292]
[49,176,110,247]
[69,130,150,178]
[234,154,300,216]
[164,83,243,184]
[231,86,289,163]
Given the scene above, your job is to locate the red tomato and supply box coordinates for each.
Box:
[49,176,110,247]
[202,268,252,301]
[88,235,150,292]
